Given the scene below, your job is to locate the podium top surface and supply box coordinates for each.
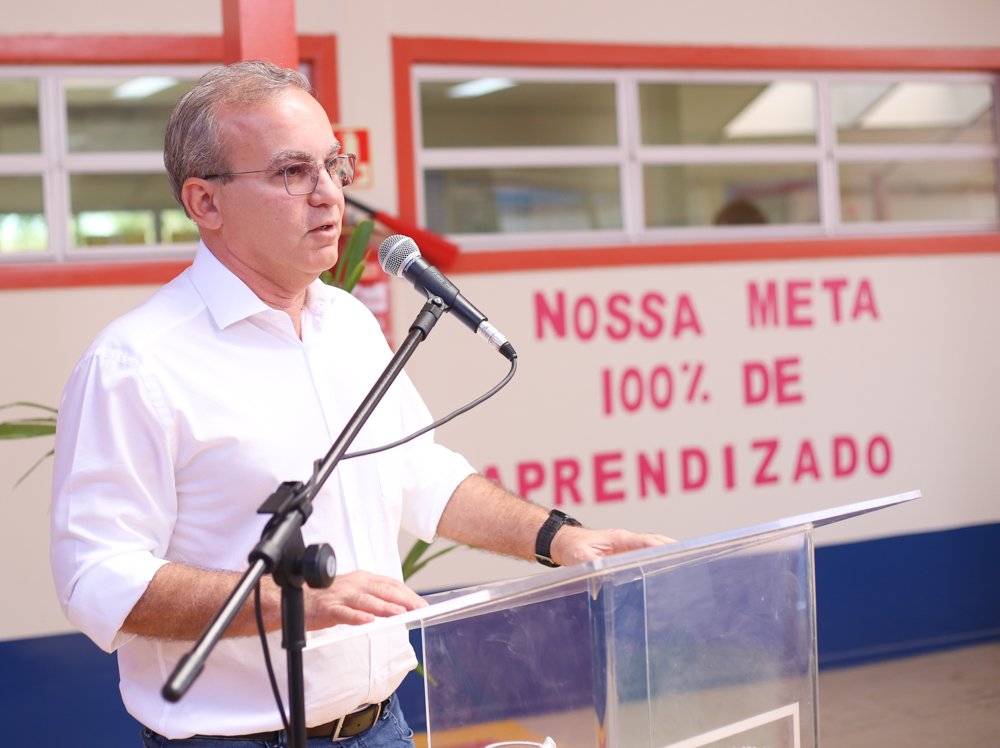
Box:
[305,490,919,648]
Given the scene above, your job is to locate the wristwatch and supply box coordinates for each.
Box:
[534,509,583,567]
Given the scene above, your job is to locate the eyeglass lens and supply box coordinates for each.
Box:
[284,155,356,195]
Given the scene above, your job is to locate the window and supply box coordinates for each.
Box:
[413,66,1000,250]
[0,65,212,262]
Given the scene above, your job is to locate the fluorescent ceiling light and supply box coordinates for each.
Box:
[859,83,992,129]
[113,77,179,99]
[446,78,517,99]
[832,83,894,126]
[724,82,816,139]
[66,78,132,90]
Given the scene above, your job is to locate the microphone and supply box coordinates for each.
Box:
[379,234,516,361]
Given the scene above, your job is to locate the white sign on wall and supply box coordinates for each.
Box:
[397,252,1000,589]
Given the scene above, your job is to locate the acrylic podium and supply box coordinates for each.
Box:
[311,491,919,748]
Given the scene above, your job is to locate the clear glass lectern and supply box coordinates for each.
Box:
[313,491,918,748]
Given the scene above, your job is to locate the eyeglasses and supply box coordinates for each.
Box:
[203,154,356,195]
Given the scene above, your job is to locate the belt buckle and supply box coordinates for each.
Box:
[330,715,346,742]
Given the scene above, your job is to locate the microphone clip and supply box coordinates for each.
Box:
[410,296,447,339]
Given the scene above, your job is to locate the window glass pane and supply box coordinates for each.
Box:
[70,173,198,246]
[639,82,817,145]
[420,81,617,148]
[0,80,41,153]
[425,167,621,234]
[644,163,819,227]
[839,160,998,222]
[834,82,995,145]
[65,77,197,152]
[0,176,46,253]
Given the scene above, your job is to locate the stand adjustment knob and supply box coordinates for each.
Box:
[300,543,337,588]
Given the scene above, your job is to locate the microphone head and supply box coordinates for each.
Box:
[378,234,421,278]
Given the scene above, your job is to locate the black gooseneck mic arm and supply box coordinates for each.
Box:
[162,296,449,748]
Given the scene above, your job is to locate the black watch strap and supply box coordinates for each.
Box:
[534,509,583,567]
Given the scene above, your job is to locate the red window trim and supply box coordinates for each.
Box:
[0,34,338,119]
[0,34,338,289]
[0,259,193,290]
[392,36,1000,274]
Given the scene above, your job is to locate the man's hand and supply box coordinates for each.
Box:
[303,570,427,628]
[436,473,674,568]
[123,564,425,641]
[549,526,674,567]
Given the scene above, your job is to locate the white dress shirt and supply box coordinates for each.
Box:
[50,243,475,739]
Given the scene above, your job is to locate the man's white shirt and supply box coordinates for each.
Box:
[50,242,475,738]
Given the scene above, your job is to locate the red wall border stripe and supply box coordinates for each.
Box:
[391,37,1000,273]
[0,260,192,290]
[448,234,1000,274]
[0,35,223,64]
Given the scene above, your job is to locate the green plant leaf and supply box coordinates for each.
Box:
[345,220,374,278]
[414,662,438,686]
[330,238,350,287]
[401,538,463,581]
[323,219,374,290]
[14,448,54,488]
[0,420,57,439]
[0,401,58,413]
[401,539,433,581]
[341,260,367,294]
[407,543,462,579]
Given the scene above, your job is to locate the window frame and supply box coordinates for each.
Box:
[412,64,1000,252]
[0,34,339,280]
[0,63,215,264]
[392,37,1000,273]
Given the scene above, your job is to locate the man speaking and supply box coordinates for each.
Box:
[50,61,668,747]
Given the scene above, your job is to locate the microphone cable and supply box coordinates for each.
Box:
[342,353,517,460]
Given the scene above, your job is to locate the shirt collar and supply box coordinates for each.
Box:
[189,242,274,330]
[303,277,332,317]
[188,241,335,330]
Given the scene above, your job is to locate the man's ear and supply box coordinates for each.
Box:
[182,177,223,230]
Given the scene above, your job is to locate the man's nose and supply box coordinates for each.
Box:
[310,166,343,204]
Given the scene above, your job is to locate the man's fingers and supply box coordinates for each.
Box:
[622,531,676,549]
[304,571,426,630]
[552,527,677,566]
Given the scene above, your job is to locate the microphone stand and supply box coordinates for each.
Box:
[163,296,448,748]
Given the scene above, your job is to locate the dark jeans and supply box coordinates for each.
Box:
[140,694,415,748]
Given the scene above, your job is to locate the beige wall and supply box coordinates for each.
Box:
[380,0,1000,47]
[2,0,334,35]
[6,0,999,46]
[0,285,161,640]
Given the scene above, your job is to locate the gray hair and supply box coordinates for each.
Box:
[164,60,312,210]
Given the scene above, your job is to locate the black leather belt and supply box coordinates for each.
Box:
[195,697,392,742]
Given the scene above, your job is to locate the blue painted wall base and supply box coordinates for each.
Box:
[815,522,1000,668]
[3,521,998,746]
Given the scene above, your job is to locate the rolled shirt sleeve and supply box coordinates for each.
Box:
[50,350,176,653]
[395,373,476,543]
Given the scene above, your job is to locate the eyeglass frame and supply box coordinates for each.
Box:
[202,153,357,195]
